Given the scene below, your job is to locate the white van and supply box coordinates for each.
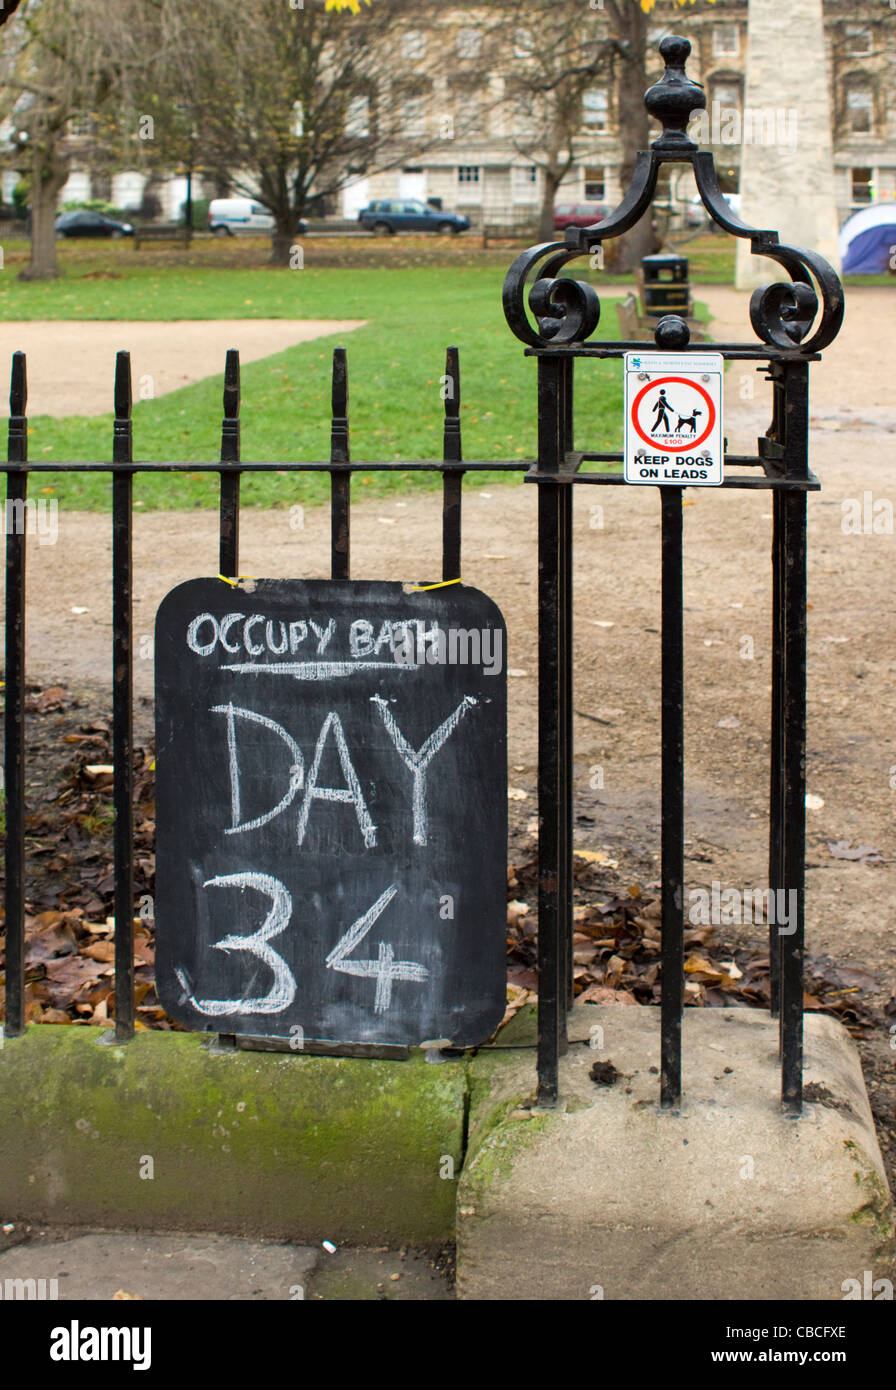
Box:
[208,197,277,237]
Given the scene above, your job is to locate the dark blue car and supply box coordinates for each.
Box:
[359,199,470,235]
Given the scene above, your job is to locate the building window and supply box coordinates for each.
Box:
[513,28,534,59]
[712,25,739,58]
[582,88,608,131]
[511,92,537,139]
[457,166,481,184]
[345,95,370,139]
[851,167,873,203]
[847,84,873,135]
[402,30,425,61]
[68,114,92,138]
[844,26,872,57]
[512,165,539,200]
[583,166,605,200]
[457,28,482,61]
[465,92,483,136]
[712,82,742,112]
[877,167,896,200]
[402,96,426,138]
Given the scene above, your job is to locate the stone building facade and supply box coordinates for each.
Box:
[343,0,896,229]
[9,0,892,229]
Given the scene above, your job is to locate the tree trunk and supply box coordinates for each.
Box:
[269,199,303,267]
[612,2,654,273]
[19,148,68,282]
[537,167,562,242]
[270,226,295,267]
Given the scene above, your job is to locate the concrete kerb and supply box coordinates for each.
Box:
[0,1009,892,1300]
[0,1025,470,1247]
[457,1005,896,1301]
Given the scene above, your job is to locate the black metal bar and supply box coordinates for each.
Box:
[526,472,820,491]
[536,357,564,1105]
[558,358,574,1015]
[112,352,135,1041]
[3,352,27,1037]
[660,487,685,1107]
[768,487,785,1018]
[0,459,527,474]
[524,346,823,362]
[779,360,810,1112]
[219,349,241,576]
[780,486,807,1110]
[330,347,350,580]
[441,346,463,582]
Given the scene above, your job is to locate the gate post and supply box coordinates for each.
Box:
[502,34,844,1111]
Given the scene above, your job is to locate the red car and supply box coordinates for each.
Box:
[553,202,608,231]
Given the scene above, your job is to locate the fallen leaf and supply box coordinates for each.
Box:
[827,840,882,863]
[574,850,619,868]
[83,940,115,963]
[577,985,638,1005]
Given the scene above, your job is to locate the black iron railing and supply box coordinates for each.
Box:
[1,35,844,1120]
[502,35,843,1112]
[1,343,528,1046]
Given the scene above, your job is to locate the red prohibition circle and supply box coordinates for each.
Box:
[631,375,716,452]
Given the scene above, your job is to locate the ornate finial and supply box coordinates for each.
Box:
[645,36,705,152]
[654,315,690,350]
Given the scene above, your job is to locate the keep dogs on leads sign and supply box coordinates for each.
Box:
[624,351,724,486]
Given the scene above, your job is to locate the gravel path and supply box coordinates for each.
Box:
[0,319,366,417]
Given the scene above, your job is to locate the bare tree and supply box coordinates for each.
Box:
[495,0,717,267]
[494,2,619,243]
[0,0,150,279]
[158,0,447,266]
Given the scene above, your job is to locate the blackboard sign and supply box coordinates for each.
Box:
[154,578,508,1047]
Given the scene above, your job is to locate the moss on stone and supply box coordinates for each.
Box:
[844,1140,895,1245]
[0,1025,467,1246]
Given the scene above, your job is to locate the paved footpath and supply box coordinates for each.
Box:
[0,1224,454,1299]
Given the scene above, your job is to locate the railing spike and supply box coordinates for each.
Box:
[114,350,132,419]
[9,350,26,418]
[223,348,240,419]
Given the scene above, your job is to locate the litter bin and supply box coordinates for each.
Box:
[641,253,690,317]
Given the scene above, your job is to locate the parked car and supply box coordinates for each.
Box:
[55,210,134,239]
[358,200,470,235]
[208,197,306,237]
[553,203,608,231]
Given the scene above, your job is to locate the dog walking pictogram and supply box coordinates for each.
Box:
[650,389,675,434]
[675,408,702,434]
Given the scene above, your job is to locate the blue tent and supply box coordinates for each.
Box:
[839,205,896,275]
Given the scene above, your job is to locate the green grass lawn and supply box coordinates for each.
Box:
[0,242,636,510]
[2,232,882,512]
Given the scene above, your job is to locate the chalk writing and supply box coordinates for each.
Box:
[371,694,477,846]
[175,872,295,1015]
[155,579,508,1046]
[324,884,428,1013]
